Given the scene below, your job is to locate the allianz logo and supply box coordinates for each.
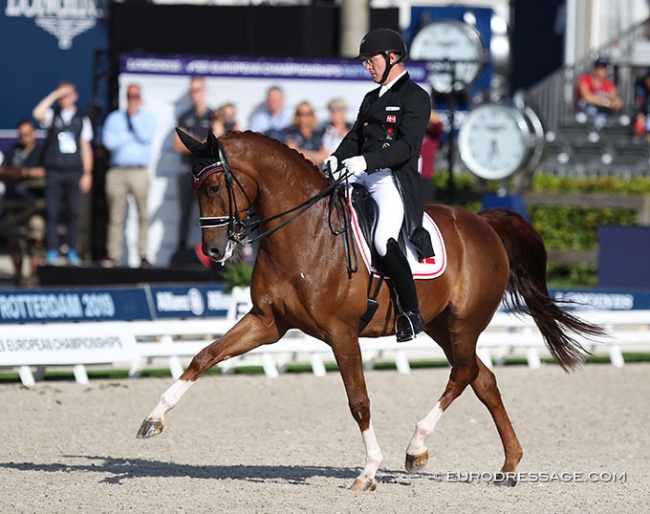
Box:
[5,0,108,50]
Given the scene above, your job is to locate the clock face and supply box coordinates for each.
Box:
[410,20,484,93]
[458,104,531,180]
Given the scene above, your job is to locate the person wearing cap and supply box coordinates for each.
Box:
[576,55,622,128]
[322,28,434,343]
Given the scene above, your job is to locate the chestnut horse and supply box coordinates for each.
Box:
[137,129,603,491]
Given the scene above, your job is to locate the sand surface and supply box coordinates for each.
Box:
[0,363,647,513]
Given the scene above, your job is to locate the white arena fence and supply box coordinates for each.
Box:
[1,287,649,386]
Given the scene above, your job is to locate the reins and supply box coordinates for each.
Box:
[195,140,357,272]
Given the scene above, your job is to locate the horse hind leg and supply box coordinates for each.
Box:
[405,320,480,473]
[470,358,523,486]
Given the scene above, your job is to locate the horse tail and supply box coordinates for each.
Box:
[479,208,605,371]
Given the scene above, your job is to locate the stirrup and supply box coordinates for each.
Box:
[395,311,425,343]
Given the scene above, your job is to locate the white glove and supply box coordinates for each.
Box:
[323,155,347,181]
[342,155,367,175]
[322,155,338,174]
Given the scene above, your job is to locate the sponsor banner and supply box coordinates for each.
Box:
[0,323,138,366]
[150,285,231,319]
[0,287,152,324]
[550,289,650,311]
[120,54,429,83]
[499,289,650,312]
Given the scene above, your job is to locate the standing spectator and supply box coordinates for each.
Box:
[211,102,242,137]
[320,98,352,154]
[173,76,213,252]
[101,83,157,268]
[419,110,443,204]
[576,56,623,128]
[283,101,328,167]
[248,85,293,140]
[32,81,93,265]
[0,120,46,283]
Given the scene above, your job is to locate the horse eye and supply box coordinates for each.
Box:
[209,185,221,194]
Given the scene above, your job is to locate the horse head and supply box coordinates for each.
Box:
[176,128,258,264]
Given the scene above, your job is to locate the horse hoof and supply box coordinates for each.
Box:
[405,451,428,473]
[350,478,377,492]
[136,419,164,439]
[494,476,517,487]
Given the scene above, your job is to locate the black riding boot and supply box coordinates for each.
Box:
[382,238,425,342]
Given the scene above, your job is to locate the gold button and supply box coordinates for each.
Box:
[382,142,391,149]
[363,122,368,127]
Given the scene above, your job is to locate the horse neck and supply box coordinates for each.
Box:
[244,142,329,238]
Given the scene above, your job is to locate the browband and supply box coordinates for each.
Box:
[192,162,224,190]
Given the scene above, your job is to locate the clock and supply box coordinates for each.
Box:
[458,103,543,181]
[410,19,485,94]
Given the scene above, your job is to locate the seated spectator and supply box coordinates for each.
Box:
[283,101,328,167]
[211,102,242,137]
[0,120,46,284]
[320,98,352,154]
[576,56,623,129]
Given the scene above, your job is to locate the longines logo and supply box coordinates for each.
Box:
[5,0,107,50]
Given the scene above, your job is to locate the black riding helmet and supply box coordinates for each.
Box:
[357,28,408,84]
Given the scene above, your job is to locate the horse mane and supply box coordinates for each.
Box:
[222,130,326,182]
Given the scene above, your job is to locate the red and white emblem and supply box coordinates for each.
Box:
[386,115,396,123]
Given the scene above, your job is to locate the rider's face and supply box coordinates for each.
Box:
[362,53,387,83]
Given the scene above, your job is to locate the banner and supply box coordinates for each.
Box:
[0,323,138,366]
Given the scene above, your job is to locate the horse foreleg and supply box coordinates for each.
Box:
[137,312,281,439]
[332,339,383,491]
[470,357,523,486]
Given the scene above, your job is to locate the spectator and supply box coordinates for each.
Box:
[632,70,650,142]
[248,85,293,140]
[211,102,242,137]
[634,70,650,114]
[320,98,352,154]
[283,101,328,167]
[32,81,93,266]
[101,83,157,268]
[174,76,213,252]
[576,56,623,129]
[0,120,46,283]
[419,110,443,204]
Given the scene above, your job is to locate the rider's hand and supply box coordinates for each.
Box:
[322,155,338,174]
[342,156,367,175]
[323,155,345,181]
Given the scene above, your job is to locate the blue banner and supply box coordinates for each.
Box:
[149,285,231,319]
[0,284,647,324]
[0,287,151,324]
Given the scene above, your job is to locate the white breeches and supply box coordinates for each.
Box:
[350,169,403,257]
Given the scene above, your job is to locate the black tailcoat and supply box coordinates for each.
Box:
[333,72,433,257]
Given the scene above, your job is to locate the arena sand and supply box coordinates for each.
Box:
[0,363,647,513]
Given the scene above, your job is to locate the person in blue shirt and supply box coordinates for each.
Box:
[101,83,157,268]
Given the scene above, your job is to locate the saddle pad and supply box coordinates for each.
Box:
[348,196,447,280]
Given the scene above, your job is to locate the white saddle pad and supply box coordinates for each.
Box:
[348,196,447,280]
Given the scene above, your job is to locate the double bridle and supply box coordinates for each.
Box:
[192,139,343,247]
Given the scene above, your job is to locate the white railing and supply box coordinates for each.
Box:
[2,286,649,386]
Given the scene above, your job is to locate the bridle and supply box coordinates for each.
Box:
[192,139,343,246]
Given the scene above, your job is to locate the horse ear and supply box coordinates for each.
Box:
[175,127,202,154]
[206,130,220,157]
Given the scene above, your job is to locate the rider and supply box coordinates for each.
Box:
[323,28,433,342]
